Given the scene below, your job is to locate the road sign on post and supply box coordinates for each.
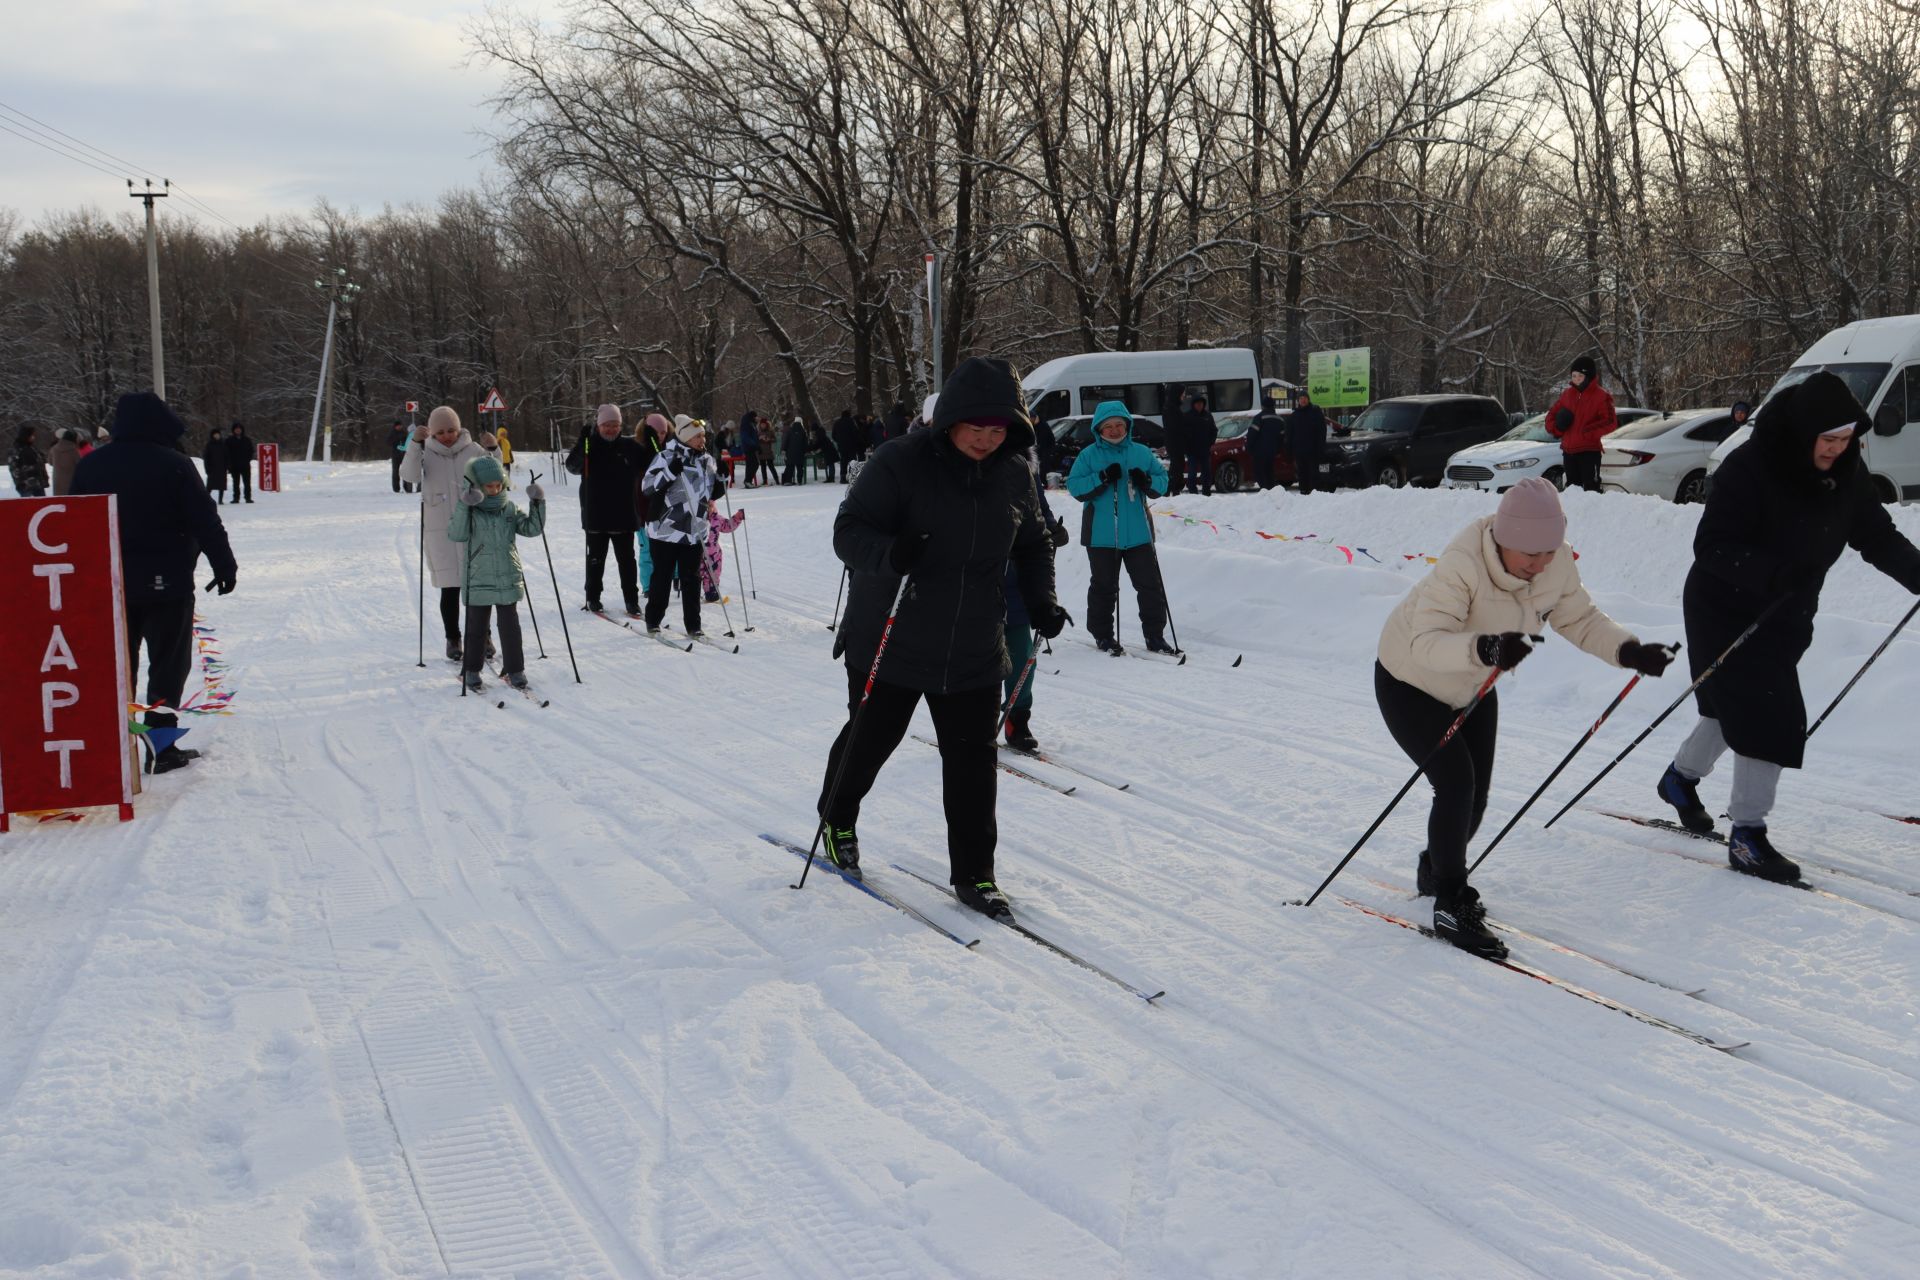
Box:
[257,443,280,492]
[1307,347,1372,409]
[480,388,508,414]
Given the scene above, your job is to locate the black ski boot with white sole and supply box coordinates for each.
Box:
[1432,881,1507,960]
[955,880,1012,919]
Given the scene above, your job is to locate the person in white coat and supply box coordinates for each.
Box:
[640,416,718,635]
[400,405,501,659]
[1373,477,1673,958]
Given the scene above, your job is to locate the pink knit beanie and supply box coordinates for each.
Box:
[1492,477,1567,554]
[596,403,622,426]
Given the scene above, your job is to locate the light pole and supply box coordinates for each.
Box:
[305,267,362,462]
[129,179,169,398]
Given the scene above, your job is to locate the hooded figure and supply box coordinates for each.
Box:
[446,453,546,689]
[815,356,1067,915]
[1065,400,1174,654]
[1659,370,1920,881]
[201,428,229,502]
[1545,355,1617,491]
[226,423,253,502]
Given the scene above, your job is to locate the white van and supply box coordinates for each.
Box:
[1709,316,1920,502]
[1022,347,1261,427]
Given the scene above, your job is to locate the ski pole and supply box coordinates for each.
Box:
[719,592,738,639]
[1290,666,1503,907]
[460,509,475,697]
[415,494,427,668]
[793,573,911,891]
[829,565,847,632]
[739,492,759,598]
[1543,594,1792,829]
[1000,644,1041,739]
[1806,596,1920,740]
[720,484,754,630]
[1112,482,1123,649]
[1144,484,1181,654]
[1468,647,1677,874]
[516,472,550,660]
[533,485,582,684]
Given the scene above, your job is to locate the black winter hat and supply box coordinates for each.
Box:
[113,391,187,442]
[1754,370,1867,483]
[931,357,1035,445]
[1569,355,1598,379]
[1730,401,1751,419]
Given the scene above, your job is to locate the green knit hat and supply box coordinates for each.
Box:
[464,455,506,487]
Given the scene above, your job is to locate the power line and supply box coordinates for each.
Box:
[0,119,126,182]
[0,100,147,174]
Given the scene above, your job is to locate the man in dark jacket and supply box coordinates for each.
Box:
[1180,392,1218,496]
[1247,392,1288,490]
[831,410,864,477]
[782,417,810,485]
[565,403,648,614]
[73,392,238,775]
[815,356,1070,916]
[1286,388,1329,494]
[201,428,228,504]
[736,411,760,487]
[227,422,253,503]
[1657,371,1920,881]
[884,400,910,442]
[1546,355,1616,492]
[387,419,413,493]
[1160,381,1186,496]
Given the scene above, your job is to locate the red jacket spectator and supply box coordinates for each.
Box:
[1547,357,1617,455]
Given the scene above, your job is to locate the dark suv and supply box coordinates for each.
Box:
[1326,395,1510,488]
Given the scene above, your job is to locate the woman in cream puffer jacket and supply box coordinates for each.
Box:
[1373,477,1673,958]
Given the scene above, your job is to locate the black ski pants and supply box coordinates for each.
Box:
[584,529,639,608]
[229,465,251,502]
[438,586,462,642]
[1373,662,1500,888]
[1296,455,1322,495]
[817,667,1001,885]
[463,603,524,675]
[1087,545,1169,648]
[125,596,196,730]
[645,537,703,632]
[1562,450,1601,492]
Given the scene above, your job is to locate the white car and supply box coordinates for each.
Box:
[1599,409,1742,503]
[1442,409,1660,492]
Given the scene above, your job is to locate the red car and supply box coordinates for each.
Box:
[1207,411,1296,491]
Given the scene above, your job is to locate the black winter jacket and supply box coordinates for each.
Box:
[1684,376,1920,767]
[832,428,1060,694]
[1248,408,1287,460]
[1179,402,1218,454]
[1287,404,1328,461]
[74,396,238,604]
[565,430,647,531]
[832,412,864,461]
[201,436,228,481]
[227,431,253,475]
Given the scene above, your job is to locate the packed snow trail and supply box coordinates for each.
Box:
[2,464,1918,1277]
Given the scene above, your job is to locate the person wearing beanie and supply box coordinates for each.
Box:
[1176,390,1219,496]
[401,405,502,660]
[814,355,1070,916]
[1545,355,1617,492]
[227,422,253,503]
[447,454,546,692]
[1657,370,1920,882]
[387,417,414,493]
[1729,400,1751,430]
[1066,400,1175,655]
[640,416,719,635]
[200,426,229,504]
[1374,475,1672,957]
[565,403,648,616]
[72,392,238,775]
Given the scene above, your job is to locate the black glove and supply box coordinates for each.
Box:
[1100,463,1122,485]
[1554,408,1575,431]
[205,572,237,595]
[1618,640,1675,677]
[1034,606,1072,640]
[1476,632,1536,671]
[1049,520,1070,549]
[669,454,687,475]
[1129,468,1153,493]
[889,532,931,574]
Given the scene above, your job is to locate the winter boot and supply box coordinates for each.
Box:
[1096,637,1126,656]
[505,671,530,691]
[821,824,861,878]
[583,599,604,613]
[484,639,497,661]
[445,638,463,662]
[148,745,195,775]
[1146,638,1182,656]
[1432,880,1507,960]
[704,590,721,603]
[1004,710,1039,752]
[1415,849,1435,897]
[624,598,641,616]
[955,879,1012,919]
[1657,764,1715,834]
[1728,824,1801,884]
[462,670,484,692]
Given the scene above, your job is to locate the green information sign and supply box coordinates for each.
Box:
[1306,347,1371,408]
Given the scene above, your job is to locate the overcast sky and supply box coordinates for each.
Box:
[0,0,553,230]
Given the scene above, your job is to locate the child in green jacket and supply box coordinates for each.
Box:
[448,455,546,690]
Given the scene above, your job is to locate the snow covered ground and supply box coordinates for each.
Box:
[4,459,1919,1278]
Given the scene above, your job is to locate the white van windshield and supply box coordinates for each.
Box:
[1764,362,1891,410]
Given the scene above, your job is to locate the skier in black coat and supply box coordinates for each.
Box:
[1179,392,1218,496]
[1247,393,1288,490]
[1286,389,1329,494]
[831,410,864,476]
[201,428,229,504]
[1657,370,1920,881]
[816,356,1070,916]
[72,392,238,775]
[565,403,649,613]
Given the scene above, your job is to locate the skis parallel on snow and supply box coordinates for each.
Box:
[1001,745,1131,791]
[1078,638,1187,666]
[689,632,740,654]
[890,863,1166,1003]
[1594,811,1920,905]
[911,734,1075,796]
[761,835,980,948]
[1338,896,1745,1052]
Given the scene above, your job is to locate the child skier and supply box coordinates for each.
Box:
[1065,400,1175,655]
[448,455,547,691]
[641,417,718,635]
[702,501,745,603]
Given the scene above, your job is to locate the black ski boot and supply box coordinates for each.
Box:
[462,670,484,692]
[1005,710,1039,752]
[822,823,862,878]
[505,671,530,691]
[1657,764,1715,834]
[1729,824,1801,883]
[624,598,642,617]
[956,879,1012,919]
[583,599,604,613]
[1146,639,1182,656]
[1432,880,1506,960]
[148,745,195,775]
[1096,637,1126,656]
[445,638,462,662]
[1415,849,1435,897]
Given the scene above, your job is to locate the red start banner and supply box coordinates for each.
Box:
[258,442,280,492]
[0,496,136,830]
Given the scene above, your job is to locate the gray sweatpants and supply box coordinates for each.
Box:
[1672,716,1781,826]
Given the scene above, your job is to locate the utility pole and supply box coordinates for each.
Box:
[129,179,169,398]
[925,252,943,394]
[305,266,361,463]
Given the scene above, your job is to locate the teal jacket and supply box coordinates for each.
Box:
[448,495,547,605]
[1065,401,1167,549]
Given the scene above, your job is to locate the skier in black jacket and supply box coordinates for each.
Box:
[72,392,238,775]
[1657,371,1920,881]
[1286,389,1329,494]
[565,403,648,614]
[815,356,1070,915]
[201,428,228,504]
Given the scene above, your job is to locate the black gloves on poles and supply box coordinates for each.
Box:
[1034,606,1073,640]
[1049,521,1070,549]
[1477,632,1536,671]
[1100,463,1122,485]
[889,532,931,574]
[1618,640,1676,676]
[1129,468,1153,493]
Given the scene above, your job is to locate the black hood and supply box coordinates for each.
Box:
[929,356,1036,450]
[112,391,188,444]
[1753,370,1867,491]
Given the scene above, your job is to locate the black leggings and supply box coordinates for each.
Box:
[1562,451,1601,492]
[439,586,462,641]
[1373,662,1499,887]
[463,603,524,675]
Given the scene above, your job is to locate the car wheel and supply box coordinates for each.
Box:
[1675,470,1707,504]
[1214,459,1242,492]
[1374,460,1407,489]
[1543,466,1566,491]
